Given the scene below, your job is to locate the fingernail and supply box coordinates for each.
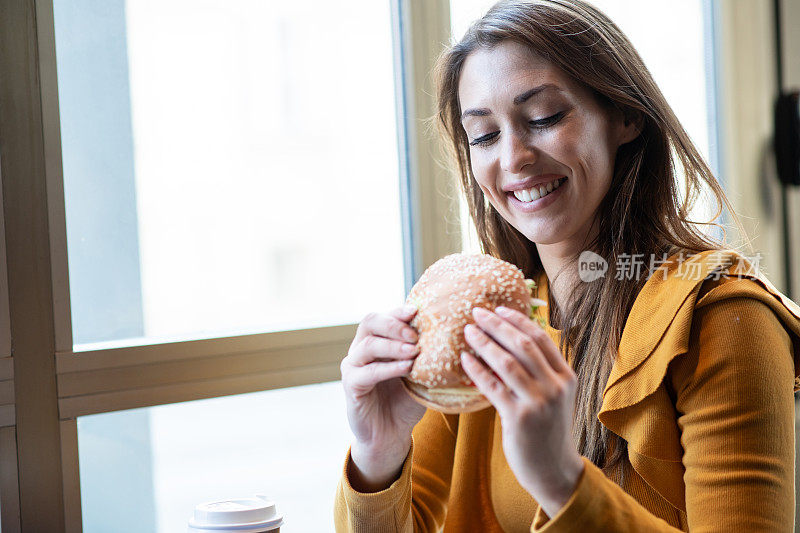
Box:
[402,343,418,354]
[403,304,417,314]
[404,328,418,342]
[495,306,512,316]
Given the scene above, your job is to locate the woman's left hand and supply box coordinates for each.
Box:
[461,305,585,517]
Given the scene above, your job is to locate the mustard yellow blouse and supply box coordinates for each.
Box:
[334,249,800,531]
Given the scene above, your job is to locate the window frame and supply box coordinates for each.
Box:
[0,148,18,533]
[14,0,455,530]
[0,174,10,362]
[0,165,14,428]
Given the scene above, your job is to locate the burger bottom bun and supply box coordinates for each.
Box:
[401,378,491,414]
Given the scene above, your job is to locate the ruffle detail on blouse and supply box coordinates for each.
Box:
[597,249,800,513]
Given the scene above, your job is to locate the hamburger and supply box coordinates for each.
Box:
[401,253,547,414]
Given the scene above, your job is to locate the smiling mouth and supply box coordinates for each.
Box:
[508,176,567,202]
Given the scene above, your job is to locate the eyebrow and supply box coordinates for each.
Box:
[460,83,558,121]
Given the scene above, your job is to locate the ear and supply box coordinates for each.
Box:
[616,107,644,146]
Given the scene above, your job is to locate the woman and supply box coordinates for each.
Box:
[335,0,800,531]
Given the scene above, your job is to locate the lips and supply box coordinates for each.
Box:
[510,176,565,202]
[505,176,567,212]
[503,174,567,192]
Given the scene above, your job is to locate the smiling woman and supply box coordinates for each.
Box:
[458,44,640,247]
[334,1,800,532]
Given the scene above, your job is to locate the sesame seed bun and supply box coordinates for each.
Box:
[401,253,538,414]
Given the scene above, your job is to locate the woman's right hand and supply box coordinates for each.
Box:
[340,304,427,489]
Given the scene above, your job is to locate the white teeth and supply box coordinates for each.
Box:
[512,177,565,203]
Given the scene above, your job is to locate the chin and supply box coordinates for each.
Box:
[517,224,568,246]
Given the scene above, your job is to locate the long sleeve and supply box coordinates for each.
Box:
[530,296,796,531]
[334,408,459,532]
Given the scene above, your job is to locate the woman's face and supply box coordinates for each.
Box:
[458,40,639,249]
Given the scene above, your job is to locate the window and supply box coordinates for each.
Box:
[49,0,420,531]
[78,382,351,532]
[54,0,405,350]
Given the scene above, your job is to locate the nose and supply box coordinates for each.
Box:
[499,128,536,174]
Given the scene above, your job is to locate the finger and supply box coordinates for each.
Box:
[353,307,419,345]
[343,359,415,394]
[460,351,514,413]
[494,306,571,375]
[463,323,538,399]
[471,307,552,380]
[390,303,419,323]
[349,336,420,367]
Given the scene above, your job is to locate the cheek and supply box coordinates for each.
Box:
[565,120,617,183]
[469,149,492,175]
[469,153,496,192]
[534,119,587,165]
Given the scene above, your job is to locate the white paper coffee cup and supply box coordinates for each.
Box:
[188,494,283,533]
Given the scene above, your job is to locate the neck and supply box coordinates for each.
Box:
[535,216,600,313]
[536,242,577,318]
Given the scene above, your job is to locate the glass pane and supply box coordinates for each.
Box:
[77,381,352,533]
[54,0,404,350]
[450,0,719,252]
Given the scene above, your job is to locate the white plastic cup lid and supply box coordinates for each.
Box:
[188,494,283,532]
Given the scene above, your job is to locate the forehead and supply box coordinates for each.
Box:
[458,40,580,109]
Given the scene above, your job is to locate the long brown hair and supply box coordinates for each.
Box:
[433,0,750,486]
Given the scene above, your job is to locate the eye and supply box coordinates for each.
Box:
[469,131,499,147]
[468,111,566,148]
[529,111,565,130]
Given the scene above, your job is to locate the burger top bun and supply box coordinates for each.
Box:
[401,253,544,414]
